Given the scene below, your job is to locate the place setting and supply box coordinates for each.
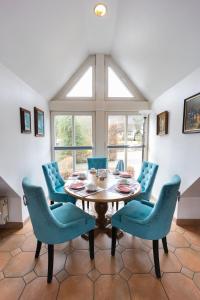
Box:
[65,180,104,197]
[108,178,139,195]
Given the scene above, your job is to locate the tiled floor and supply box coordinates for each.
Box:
[1,202,200,299]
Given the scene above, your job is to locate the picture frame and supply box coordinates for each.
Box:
[157,111,168,136]
[20,107,31,133]
[182,93,200,134]
[34,107,45,137]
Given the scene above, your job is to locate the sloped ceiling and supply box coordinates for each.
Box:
[0,0,200,101]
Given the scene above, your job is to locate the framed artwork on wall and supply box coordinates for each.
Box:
[157,111,168,136]
[182,93,200,134]
[34,107,45,136]
[20,107,31,133]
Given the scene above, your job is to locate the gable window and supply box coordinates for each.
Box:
[66,67,93,98]
[107,67,133,98]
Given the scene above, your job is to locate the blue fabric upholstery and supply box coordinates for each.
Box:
[87,157,107,170]
[134,161,159,201]
[22,177,95,245]
[42,161,76,204]
[112,175,181,240]
[116,160,124,171]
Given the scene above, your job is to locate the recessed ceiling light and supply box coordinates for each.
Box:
[94,3,107,17]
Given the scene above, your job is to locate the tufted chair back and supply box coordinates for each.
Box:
[87,157,107,170]
[42,161,65,194]
[137,161,159,201]
[22,177,58,243]
[116,160,124,172]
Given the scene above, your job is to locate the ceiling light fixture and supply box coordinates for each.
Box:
[94,3,107,17]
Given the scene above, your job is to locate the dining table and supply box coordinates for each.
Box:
[64,171,141,239]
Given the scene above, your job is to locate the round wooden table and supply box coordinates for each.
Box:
[64,172,141,238]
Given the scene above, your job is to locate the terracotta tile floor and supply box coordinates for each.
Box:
[1,201,200,299]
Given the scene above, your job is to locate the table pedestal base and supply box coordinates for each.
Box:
[81,201,123,240]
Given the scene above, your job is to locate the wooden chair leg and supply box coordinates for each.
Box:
[87,201,89,209]
[153,240,161,278]
[111,227,117,256]
[89,230,94,259]
[82,200,85,211]
[116,202,119,211]
[162,237,168,254]
[47,244,54,283]
[112,202,114,208]
[35,240,42,258]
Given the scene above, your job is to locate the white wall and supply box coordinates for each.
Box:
[149,67,200,219]
[0,63,51,222]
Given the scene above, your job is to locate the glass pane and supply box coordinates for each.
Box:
[54,115,72,147]
[127,115,144,146]
[108,67,133,98]
[108,115,126,145]
[74,115,93,146]
[66,67,93,98]
[108,149,125,171]
[127,148,143,178]
[55,150,73,179]
[75,150,93,171]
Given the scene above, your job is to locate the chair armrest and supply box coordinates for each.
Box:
[50,203,63,210]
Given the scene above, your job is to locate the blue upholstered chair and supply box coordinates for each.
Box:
[132,161,159,202]
[42,161,76,205]
[87,157,107,170]
[111,175,181,278]
[22,177,95,283]
[116,159,124,172]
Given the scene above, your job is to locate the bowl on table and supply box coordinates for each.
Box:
[78,172,87,180]
[86,183,97,192]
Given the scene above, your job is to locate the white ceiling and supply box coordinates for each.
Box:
[0,0,200,101]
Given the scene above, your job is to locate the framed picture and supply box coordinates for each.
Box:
[34,107,45,137]
[182,93,200,134]
[157,111,168,136]
[20,107,31,133]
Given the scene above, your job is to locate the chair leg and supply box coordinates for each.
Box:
[50,200,54,205]
[47,244,54,283]
[82,200,85,211]
[87,201,89,210]
[111,227,117,256]
[89,230,94,259]
[112,202,114,208]
[116,202,119,211]
[162,237,168,254]
[35,240,42,258]
[153,240,161,278]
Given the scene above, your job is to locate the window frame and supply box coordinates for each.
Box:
[106,112,147,169]
[51,111,95,171]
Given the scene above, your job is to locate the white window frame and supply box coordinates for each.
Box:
[51,111,95,171]
[106,112,148,169]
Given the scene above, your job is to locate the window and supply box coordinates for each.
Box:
[107,67,133,98]
[66,67,93,98]
[53,114,93,178]
[107,114,144,176]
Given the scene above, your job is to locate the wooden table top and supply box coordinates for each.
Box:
[64,172,141,203]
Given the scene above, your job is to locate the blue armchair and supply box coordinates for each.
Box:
[133,161,159,202]
[111,175,181,278]
[22,177,95,283]
[116,159,124,172]
[42,161,76,205]
[87,157,107,170]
